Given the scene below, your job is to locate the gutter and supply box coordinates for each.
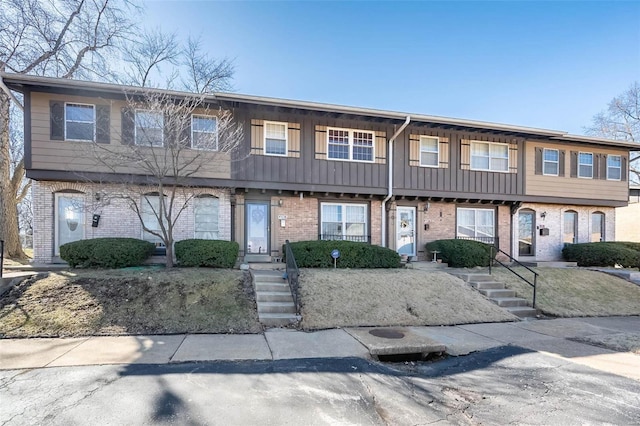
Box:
[381,116,411,247]
[0,75,24,111]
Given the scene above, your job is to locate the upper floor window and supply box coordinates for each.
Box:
[607,155,621,181]
[578,152,593,178]
[320,202,368,242]
[327,128,374,162]
[420,136,439,167]
[65,103,95,141]
[135,110,163,147]
[543,148,559,176]
[471,141,508,172]
[194,195,219,239]
[191,115,218,150]
[264,121,287,156]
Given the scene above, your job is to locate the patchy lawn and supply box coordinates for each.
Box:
[571,333,640,355]
[491,267,640,317]
[0,268,261,338]
[299,269,516,330]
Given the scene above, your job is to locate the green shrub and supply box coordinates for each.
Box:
[60,238,155,268]
[175,239,239,268]
[615,241,640,253]
[284,240,401,268]
[562,242,640,268]
[425,239,495,268]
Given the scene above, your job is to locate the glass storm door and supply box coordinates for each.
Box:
[396,207,416,256]
[246,201,269,255]
[518,210,535,256]
[55,194,85,255]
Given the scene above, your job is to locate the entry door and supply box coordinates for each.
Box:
[246,201,270,255]
[518,210,535,257]
[55,193,85,255]
[396,207,416,256]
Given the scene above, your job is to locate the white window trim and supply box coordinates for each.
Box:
[64,102,96,142]
[193,195,220,239]
[563,210,578,244]
[419,135,440,168]
[470,141,509,173]
[590,211,606,242]
[135,109,164,147]
[606,155,622,181]
[542,148,559,176]
[191,114,218,151]
[140,194,166,247]
[456,207,496,239]
[578,151,593,179]
[326,127,375,163]
[320,202,368,240]
[263,120,288,157]
[54,193,85,256]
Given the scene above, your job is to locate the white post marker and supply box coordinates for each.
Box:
[331,249,340,269]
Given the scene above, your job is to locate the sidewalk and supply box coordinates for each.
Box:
[2,317,639,381]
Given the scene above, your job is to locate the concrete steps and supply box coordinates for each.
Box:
[453,273,538,319]
[252,270,298,327]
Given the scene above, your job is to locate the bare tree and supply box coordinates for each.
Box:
[0,0,134,259]
[586,82,640,183]
[84,90,243,267]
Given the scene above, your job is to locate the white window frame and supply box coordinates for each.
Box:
[263,120,288,156]
[470,141,509,172]
[141,194,167,248]
[578,152,593,178]
[326,127,375,163]
[606,155,622,181]
[191,114,218,151]
[419,136,439,168]
[456,207,496,240]
[54,193,85,255]
[135,109,164,147]
[320,202,368,241]
[542,148,559,176]
[193,195,220,240]
[591,212,605,242]
[563,210,578,244]
[64,102,95,142]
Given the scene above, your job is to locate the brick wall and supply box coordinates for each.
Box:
[32,181,231,263]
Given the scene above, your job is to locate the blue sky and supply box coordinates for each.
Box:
[143,1,640,135]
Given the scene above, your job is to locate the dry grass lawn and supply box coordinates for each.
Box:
[491,267,640,317]
[0,268,261,338]
[571,333,640,354]
[298,269,516,330]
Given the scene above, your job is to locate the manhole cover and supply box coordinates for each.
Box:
[369,329,405,339]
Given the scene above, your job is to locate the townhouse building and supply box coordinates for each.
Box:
[2,73,635,264]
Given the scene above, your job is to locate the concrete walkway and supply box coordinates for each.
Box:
[2,317,639,381]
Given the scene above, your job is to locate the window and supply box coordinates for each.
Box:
[194,196,219,239]
[65,103,95,141]
[578,152,593,178]
[141,195,166,248]
[607,155,621,180]
[471,141,508,172]
[135,110,163,146]
[591,212,605,242]
[264,121,287,156]
[327,128,374,162]
[321,203,368,242]
[191,115,218,150]
[543,148,559,176]
[563,210,578,244]
[456,208,495,243]
[420,136,439,167]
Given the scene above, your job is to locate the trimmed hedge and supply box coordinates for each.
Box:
[562,242,640,268]
[175,239,239,268]
[285,240,401,268]
[60,238,155,268]
[425,239,495,268]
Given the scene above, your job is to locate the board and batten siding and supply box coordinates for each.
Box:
[525,140,629,202]
[234,108,388,190]
[394,128,524,196]
[28,92,231,179]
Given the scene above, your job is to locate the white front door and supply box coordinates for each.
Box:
[55,193,85,255]
[396,206,416,256]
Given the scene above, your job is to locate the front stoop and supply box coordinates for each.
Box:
[252,270,298,327]
[453,273,538,318]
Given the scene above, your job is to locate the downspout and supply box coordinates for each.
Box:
[0,76,25,111]
[381,115,410,247]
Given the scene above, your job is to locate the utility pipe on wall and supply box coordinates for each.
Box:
[381,115,411,247]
